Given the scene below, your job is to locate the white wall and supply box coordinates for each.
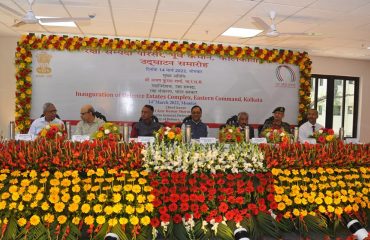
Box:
[310,56,370,142]
[0,37,17,138]
[0,37,370,142]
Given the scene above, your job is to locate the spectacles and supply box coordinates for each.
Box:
[80,112,89,115]
[46,110,57,113]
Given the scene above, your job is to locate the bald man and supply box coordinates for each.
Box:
[74,104,105,136]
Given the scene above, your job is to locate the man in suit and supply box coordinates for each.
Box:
[299,109,324,141]
[236,112,255,139]
[182,105,208,139]
[130,105,161,137]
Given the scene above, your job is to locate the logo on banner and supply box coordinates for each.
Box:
[275,65,296,88]
[36,52,52,75]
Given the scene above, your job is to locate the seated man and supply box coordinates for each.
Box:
[235,112,255,139]
[130,105,161,137]
[74,104,105,136]
[299,109,324,141]
[182,105,208,139]
[28,102,64,135]
[260,107,291,135]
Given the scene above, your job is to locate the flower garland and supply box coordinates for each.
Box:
[141,142,266,173]
[15,34,312,133]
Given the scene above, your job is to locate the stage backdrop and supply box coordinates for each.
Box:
[30,49,300,125]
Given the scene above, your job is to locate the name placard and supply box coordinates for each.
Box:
[199,137,217,144]
[15,134,33,141]
[251,138,267,144]
[71,135,90,142]
[301,138,317,144]
[345,138,359,144]
[138,136,155,144]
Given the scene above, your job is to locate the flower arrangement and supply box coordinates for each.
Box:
[219,125,244,143]
[272,167,370,222]
[312,128,336,143]
[261,127,291,144]
[92,122,120,140]
[142,142,266,173]
[0,139,144,171]
[0,168,154,239]
[38,123,65,139]
[154,126,182,143]
[15,34,312,133]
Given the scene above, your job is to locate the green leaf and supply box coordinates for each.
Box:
[172,223,189,240]
[304,214,329,236]
[3,216,18,240]
[93,223,109,240]
[110,224,129,240]
[216,223,234,240]
[256,212,281,239]
[136,225,152,240]
[20,223,48,240]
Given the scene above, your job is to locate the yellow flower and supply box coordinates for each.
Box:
[147,194,155,202]
[108,218,118,227]
[87,193,96,201]
[113,203,123,213]
[58,215,67,224]
[96,215,106,225]
[61,179,71,187]
[22,193,32,202]
[44,213,54,224]
[132,185,141,194]
[98,194,107,202]
[30,215,40,226]
[318,205,326,213]
[335,207,343,216]
[96,168,105,177]
[17,217,27,227]
[125,205,135,214]
[12,192,20,201]
[126,193,135,202]
[72,185,81,193]
[141,216,151,226]
[93,204,103,213]
[81,203,90,213]
[84,216,94,225]
[119,217,128,225]
[112,193,121,203]
[136,204,145,214]
[145,203,154,212]
[144,186,153,192]
[137,194,146,203]
[54,202,65,212]
[112,185,122,192]
[104,206,113,215]
[72,217,81,225]
[50,179,60,186]
[324,196,333,205]
[138,178,147,185]
[292,208,300,217]
[72,195,81,203]
[68,203,79,212]
[41,202,50,211]
[2,192,10,199]
[130,216,139,225]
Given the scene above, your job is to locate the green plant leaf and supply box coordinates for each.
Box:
[256,212,281,239]
[136,225,152,240]
[3,216,18,240]
[110,224,129,240]
[216,223,234,240]
[172,223,189,240]
[93,223,109,240]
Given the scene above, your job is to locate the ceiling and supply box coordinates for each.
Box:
[1,0,370,60]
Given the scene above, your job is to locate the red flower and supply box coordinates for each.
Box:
[150,218,160,227]
[173,214,182,224]
[218,202,229,213]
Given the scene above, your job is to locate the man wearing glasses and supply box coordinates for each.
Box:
[74,104,105,136]
[28,102,65,135]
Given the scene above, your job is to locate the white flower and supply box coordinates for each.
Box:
[104,129,110,134]
[45,125,51,130]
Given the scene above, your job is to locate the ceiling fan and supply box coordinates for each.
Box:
[0,0,95,27]
[252,10,318,38]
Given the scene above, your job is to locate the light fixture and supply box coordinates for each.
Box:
[222,27,263,38]
[37,16,77,27]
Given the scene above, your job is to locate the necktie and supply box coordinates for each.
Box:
[312,125,315,133]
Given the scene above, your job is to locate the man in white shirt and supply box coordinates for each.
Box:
[28,102,65,135]
[74,104,105,136]
[299,109,324,141]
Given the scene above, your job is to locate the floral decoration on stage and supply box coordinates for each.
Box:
[38,123,65,140]
[312,128,337,143]
[219,125,244,143]
[15,33,312,133]
[154,126,182,143]
[92,122,120,140]
[261,127,291,144]
[142,142,266,173]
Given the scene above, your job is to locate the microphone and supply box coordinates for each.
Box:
[104,232,120,240]
[234,227,250,240]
